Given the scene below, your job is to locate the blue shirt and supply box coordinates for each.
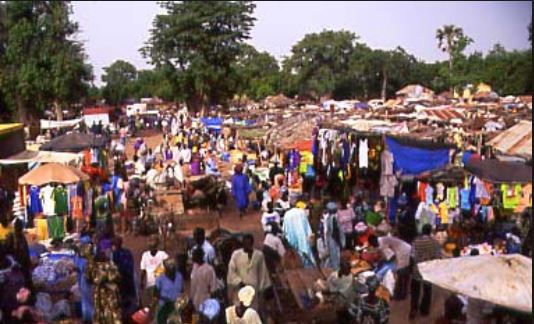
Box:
[156,272,183,305]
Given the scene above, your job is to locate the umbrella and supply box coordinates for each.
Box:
[40,132,106,152]
[19,163,89,186]
[418,254,532,313]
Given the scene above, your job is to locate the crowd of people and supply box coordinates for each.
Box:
[0,106,531,324]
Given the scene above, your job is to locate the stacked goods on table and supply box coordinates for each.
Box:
[32,253,77,292]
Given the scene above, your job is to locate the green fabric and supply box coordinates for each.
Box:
[446,187,458,209]
[365,210,382,227]
[48,215,65,240]
[53,187,68,216]
[502,184,521,210]
[95,195,109,219]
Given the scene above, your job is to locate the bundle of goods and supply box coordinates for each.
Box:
[460,242,502,256]
[32,254,77,292]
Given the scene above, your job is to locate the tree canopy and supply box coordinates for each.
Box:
[101,60,137,106]
[0,1,91,123]
[141,1,256,113]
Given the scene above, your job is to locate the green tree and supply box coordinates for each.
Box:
[0,1,91,123]
[133,68,176,101]
[283,30,357,100]
[141,1,255,113]
[101,60,137,106]
[436,24,473,93]
[233,44,280,101]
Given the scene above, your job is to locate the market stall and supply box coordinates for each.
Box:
[19,163,90,240]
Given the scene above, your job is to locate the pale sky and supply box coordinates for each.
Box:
[72,1,532,86]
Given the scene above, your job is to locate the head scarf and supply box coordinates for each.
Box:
[238,285,255,307]
[199,299,220,320]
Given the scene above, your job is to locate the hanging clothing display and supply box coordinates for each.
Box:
[359,139,369,169]
[53,186,69,216]
[501,184,521,210]
[379,150,397,198]
[446,187,459,209]
[40,185,56,216]
[47,215,65,240]
[29,186,43,215]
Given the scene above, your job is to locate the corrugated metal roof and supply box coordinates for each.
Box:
[487,121,532,158]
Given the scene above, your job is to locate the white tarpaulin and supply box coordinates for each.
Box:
[418,254,532,313]
[40,118,83,130]
[84,114,110,127]
[0,150,81,165]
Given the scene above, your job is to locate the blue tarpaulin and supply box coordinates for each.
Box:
[200,117,223,133]
[385,136,451,175]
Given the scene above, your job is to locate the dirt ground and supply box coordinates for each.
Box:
[120,131,447,323]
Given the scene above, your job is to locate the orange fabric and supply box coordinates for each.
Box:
[71,196,83,220]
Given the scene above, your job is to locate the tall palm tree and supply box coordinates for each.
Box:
[436,25,469,94]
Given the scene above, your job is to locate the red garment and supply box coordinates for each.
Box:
[418,182,428,203]
[360,249,382,266]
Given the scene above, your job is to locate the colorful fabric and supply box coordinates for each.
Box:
[86,260,122,324]
[47,215,65,240]
[460,188,471,211]
[446,187,458,209]
[29,186,43,214]
[385,136,450,175]
[502,184,521,210]
[35,218,48,241]
[52,186,69,215]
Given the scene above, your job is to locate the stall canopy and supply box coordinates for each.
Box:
[40,118,83,130]
[40,132,106,152]
[0,150,81,165]
[465,159,532,183]
[418,254,532,313]
[19,163,89,186]
[200,117,224,133]
[487,120,532,160]
[385,135,452,175]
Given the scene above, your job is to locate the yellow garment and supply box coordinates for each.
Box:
[515,184,532,213]
[0,223,13,241]
[35,218,49,241]
[447,187,458,209]
[439,202,449,224]
[502,184,521,210]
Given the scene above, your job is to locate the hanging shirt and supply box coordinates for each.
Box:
[52,186,69,216]
[29,186,43,215]
[40,185,56,216]
[438,202,449,224]
[418,182,428,203]
[460,188,471,211]
[425,185,434,205]
[358,139,369,169]
[436,183,445,202]
[502,184,521,210]
[446,187,459,209]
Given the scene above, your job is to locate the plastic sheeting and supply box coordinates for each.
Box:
[385,136,451,175]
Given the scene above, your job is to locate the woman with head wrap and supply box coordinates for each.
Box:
[231,164,252,218]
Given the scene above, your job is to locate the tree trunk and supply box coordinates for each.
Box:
[449,51,454,95]
[54,101,63,121]
[16,95,29,125]
[381,69,388,101]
